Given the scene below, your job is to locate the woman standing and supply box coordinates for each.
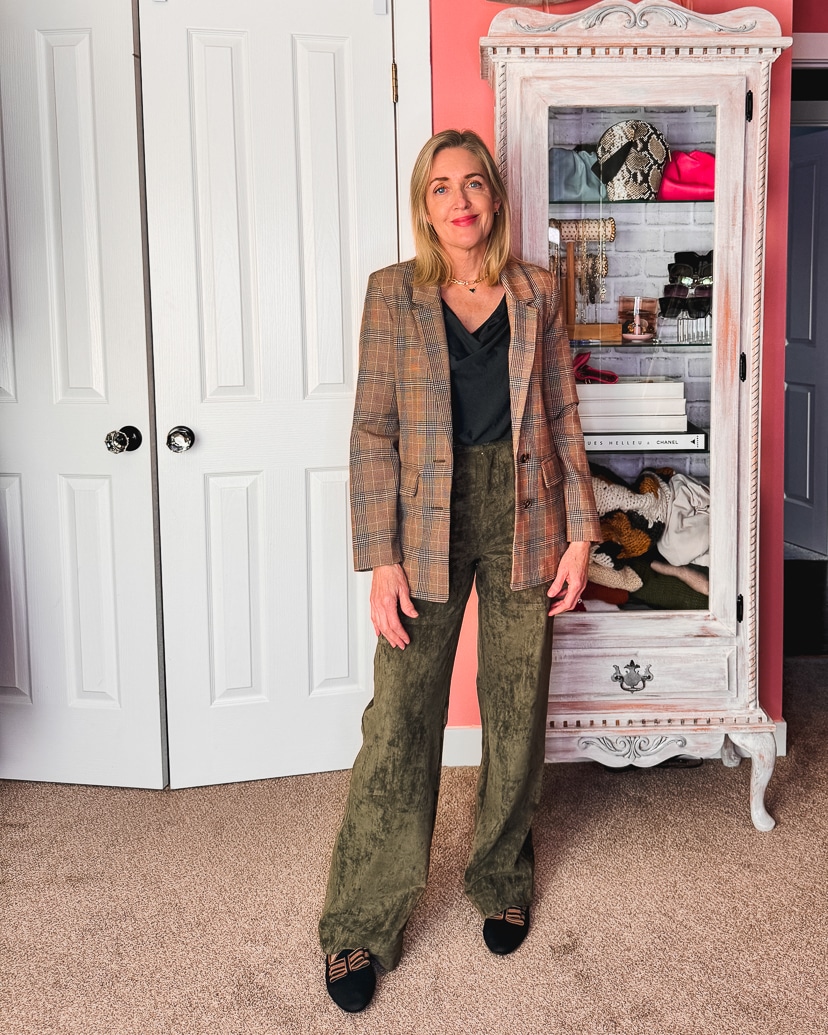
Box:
[319,130,600,1012]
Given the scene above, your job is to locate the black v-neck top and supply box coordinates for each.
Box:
[442,295,511,447]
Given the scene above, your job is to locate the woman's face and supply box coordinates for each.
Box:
[424,147,501,258]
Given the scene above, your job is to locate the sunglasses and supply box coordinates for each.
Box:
[674,250,713,268]
[659,296,712,319]
[667,262,713,287]
[662,283,712,299]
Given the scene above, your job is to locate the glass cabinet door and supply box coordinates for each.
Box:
[514,74,748,633]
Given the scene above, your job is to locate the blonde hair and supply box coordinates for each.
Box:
[410,129,511,287]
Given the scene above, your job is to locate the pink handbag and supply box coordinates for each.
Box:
[573,351,618,384]
[657,151,715,201]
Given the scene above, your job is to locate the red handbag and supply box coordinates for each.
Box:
[657,151,715,201]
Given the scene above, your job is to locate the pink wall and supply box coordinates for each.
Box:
[439,0,794,727]
[793,0,828,32]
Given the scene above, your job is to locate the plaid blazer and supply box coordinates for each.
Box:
[350,258,600,603]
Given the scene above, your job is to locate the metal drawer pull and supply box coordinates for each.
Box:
[611,659,653,693]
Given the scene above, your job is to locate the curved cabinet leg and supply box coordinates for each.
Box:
[727,731,776,831]
[720,735,741,768]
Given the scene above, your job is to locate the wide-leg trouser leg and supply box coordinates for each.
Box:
[318,566,475,972]
[463,521,553,916]
[319,439,553,970]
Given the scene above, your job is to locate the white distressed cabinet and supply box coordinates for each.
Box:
[481,1,790,829]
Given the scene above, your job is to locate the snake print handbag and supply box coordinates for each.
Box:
[593,120,671,201]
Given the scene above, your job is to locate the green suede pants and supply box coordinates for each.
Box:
[319,439,554,971]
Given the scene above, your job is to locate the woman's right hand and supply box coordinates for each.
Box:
[370,564,419,649]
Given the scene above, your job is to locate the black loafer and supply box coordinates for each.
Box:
[483,906,530,955]
[325,949,376,1012]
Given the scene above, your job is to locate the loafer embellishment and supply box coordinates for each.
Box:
[325,948,376,1012]
[483,906,530,956]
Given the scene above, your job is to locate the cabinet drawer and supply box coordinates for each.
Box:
[548,647,736,706]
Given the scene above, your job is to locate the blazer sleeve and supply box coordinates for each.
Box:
[539,273,602,545]
[349,272,404,571]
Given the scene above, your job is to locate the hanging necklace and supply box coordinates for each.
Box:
[448,275,485,293]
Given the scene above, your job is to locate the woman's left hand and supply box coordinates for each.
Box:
[546,541,591,616]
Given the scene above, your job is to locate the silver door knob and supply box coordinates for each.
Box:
[166,426,195,453]
[105,426,143,453]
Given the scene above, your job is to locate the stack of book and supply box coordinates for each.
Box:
[576,376,706,451]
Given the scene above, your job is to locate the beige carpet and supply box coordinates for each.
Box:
[2,657,827,1035]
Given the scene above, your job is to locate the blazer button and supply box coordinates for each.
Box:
[520,453,530,463]
[522,499,533,509]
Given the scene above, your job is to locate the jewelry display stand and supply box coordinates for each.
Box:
[481,1,791,830]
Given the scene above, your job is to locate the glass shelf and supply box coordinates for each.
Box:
[549,199,714,208]
[570,339,711,348]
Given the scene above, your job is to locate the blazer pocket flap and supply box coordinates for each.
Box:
[400,465,420,497]
[541,457,564,489]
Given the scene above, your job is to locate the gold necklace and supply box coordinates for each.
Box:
[448,275,485,293]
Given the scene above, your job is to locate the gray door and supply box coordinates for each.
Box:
[785,128,828,554]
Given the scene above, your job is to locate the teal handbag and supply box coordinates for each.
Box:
[549,148,608,203]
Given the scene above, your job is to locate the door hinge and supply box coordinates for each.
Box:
[739,353,747,382]
[746,90,754,122]
[391,62,398,104]
[737,594,744,623]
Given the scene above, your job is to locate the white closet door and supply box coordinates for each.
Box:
[0,0,164,787]
[140,0,402,787]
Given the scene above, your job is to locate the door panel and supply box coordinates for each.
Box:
[0,0,163,786]
[785,129,828,553]
[140,0,399,787]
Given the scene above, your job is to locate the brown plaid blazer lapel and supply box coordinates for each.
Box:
[411,281,452,439]
[503,270,538,438]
